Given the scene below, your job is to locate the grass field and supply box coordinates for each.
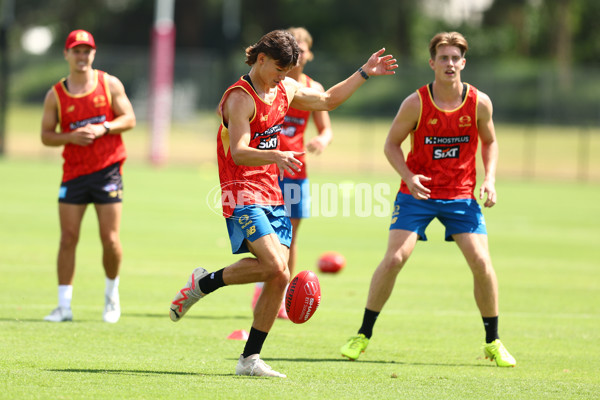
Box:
[1,151,599,399]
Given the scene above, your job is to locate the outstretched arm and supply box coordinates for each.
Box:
[288,48,397,112]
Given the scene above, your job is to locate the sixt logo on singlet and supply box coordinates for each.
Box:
[424,136,470,145]
[433,145,460,159]
[69,115,107,130]
[253,124,282,150]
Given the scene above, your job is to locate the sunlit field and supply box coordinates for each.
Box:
[1,105,599,399]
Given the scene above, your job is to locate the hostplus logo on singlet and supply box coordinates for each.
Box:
[426,135,469,160]
[253,124,282,149]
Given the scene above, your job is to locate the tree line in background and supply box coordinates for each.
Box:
[1,0,600,126]
[4,0,600,65]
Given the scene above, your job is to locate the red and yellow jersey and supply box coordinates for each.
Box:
[400,83,479,199]
[280,74,312,179]
[53,69,126,182]
[217,75,289,218]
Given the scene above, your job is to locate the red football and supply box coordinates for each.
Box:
[285,270,321,324]
[317,251,346,273]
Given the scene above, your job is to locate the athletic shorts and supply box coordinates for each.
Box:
[225,205,292,254]
[389,192,487,242]
[58,162,123,204]
[279,177,310,219]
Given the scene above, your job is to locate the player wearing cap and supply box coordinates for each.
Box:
[41,29,136,323]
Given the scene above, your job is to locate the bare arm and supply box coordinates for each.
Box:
[104,74,136,134]
[477,91,498,208]
[305,81,333,154]
[224,89,303,179]
[384,92,432,200]
[287,48,397,112]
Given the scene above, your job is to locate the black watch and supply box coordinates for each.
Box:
[102,121,111,134]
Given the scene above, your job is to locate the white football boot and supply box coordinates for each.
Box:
[103,293,121,323]
[44,306,73,322]
[235,354,286,378]
[169,267,209,321]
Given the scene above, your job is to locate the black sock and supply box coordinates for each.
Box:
[482,316,499,343]
[242,327,268,358]
[358,308,380,339]
[199,268,226,294]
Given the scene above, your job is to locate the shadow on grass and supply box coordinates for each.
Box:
[124,313,252,321]
[259,357,494,368]
[0,313,252,322]
[47,368,234,377]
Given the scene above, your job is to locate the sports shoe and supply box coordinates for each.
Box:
[235,354,286,378]
[169,267,208,322]
[44,306,73,322]
[340,334,369,361]
[483,339,516,367]
[103,293,121,323]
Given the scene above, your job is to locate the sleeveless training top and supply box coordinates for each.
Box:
[53,69,125,182]
[400,83,479,199]
[217,75,289,218]
[280,74,312,180]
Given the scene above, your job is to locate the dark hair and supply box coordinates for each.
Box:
[429,32,469,59]
[245,30,300,68]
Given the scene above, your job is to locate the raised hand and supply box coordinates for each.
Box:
[362,48,398,77]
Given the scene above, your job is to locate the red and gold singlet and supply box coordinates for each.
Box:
[279,74,312,180]
[217,75,289,218]
[400,83,480,199]
[53,70,125,182]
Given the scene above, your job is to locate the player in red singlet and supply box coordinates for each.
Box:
[169,30,397,378]
[251,27,333,318]
[341,32,516,367]
[41,30,136,324]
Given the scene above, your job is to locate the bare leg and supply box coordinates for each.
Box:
[224,234,290,332]
[57,203,87,285]
[453,233,498,317]
[95,203,122,279]
[366,229,419,311]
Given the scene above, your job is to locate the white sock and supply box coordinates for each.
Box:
[58,285,73,309]
[105,276,120,298]
[255,282,264,289]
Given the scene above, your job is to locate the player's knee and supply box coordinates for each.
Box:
[261,258,289,284]
[382,252,406,273]
[99,230,120,248]
[59,230,79,249]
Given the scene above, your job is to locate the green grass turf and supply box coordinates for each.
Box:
[1,157,599,399]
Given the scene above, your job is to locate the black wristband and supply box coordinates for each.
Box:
[358,67,369,80]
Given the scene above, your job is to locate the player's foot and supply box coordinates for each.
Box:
[169,267,208,322]
[340,334,369,361]
[235,354,286,378]
[103,293,121,323]
[483,339,516,367]
[44,306,73,322]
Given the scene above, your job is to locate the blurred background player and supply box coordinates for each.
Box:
[340,32,516,367]
[169,29,397,378]
[41,29,136,323]
[251,27,333,319]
